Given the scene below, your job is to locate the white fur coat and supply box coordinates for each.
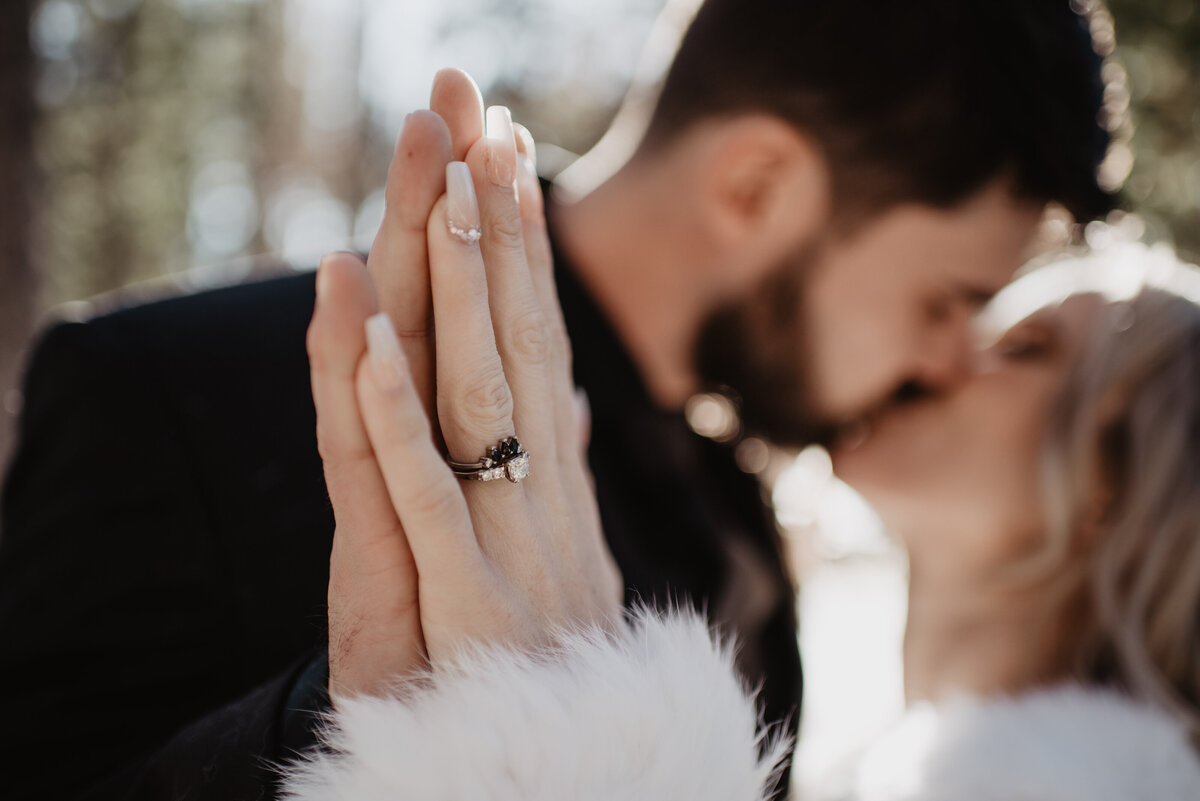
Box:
[850,685,1200,801]
[283,610,789,801]
[281,610,1200,801]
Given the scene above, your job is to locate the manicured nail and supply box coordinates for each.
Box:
[316,254,336,304]
[517,155,544,222]
[365,313,408,390]
[484,105,516,187]
[514,123,537,168]
[445,162,482,245]
[316,251,359,305]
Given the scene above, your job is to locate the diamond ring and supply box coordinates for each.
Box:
[447,436,530,483]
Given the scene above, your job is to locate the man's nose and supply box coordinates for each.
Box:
[911,326,974,391]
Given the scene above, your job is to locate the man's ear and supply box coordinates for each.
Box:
[700,115,830,258]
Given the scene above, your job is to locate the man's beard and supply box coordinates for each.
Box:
[693,246,838,450]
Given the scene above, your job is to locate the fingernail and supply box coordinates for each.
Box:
[484,105,516,187]
[518,153,537,181]
[365,313,407,390]
[445,162,482,245]
[316,254,335,304]
[514,123,536,168]
[316,251,357,305]
[394,113,410,146]
[517,155,544,222]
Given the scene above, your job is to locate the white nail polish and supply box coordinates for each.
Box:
[365,313,407,389]
[484,105,516,187]
[316,253,336,303]
[514,123,537,169]
[445,162,482,245]
[517,154,543,221]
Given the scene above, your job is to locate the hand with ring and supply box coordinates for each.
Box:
[307,69,624,700]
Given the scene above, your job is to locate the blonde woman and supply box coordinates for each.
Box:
[833,248,1200,799]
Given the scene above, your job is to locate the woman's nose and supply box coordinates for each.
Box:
[969,341,1002,376]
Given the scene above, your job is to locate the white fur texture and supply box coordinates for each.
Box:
[282,609,788,801]
[853,684,1200,801]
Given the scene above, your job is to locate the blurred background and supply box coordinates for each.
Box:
[0,0,1197,787]
[0,0,671,470]
[2,0,1199,462]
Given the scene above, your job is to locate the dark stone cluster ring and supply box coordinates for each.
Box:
[446,436,531,484]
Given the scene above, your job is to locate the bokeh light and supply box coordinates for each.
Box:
[26,0,667,304]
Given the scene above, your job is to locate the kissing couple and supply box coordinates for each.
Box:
[4,4,1198,799]
[288,66,1200,801]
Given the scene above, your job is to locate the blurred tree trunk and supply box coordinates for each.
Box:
[0,0,39,475]
[1108,0,1200,258]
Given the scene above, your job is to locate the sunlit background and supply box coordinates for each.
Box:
[12,0,1199,303]
[2,0,1199,791]
[28,0,665,297]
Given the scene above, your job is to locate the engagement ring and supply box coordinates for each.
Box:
[447,436,530,483]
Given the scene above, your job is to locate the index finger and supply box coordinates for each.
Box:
[430,68,486,162]
[368,110,451,330]
[367,110,452,413]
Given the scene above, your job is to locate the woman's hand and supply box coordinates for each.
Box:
[356,105,623,665]
[309,69,485,699]
[309,69,622,699]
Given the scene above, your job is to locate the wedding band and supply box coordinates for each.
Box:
[447,436,530,483]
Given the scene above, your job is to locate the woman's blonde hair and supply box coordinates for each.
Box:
[1032,249,1200,734]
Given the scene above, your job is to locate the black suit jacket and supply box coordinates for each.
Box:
[0,256,801,798]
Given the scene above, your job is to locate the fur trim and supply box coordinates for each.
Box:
[853,684,1200,801]
[282,608,788,801]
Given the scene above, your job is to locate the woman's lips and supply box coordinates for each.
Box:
[833,388,945,454]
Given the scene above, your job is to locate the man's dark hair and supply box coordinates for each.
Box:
[642,0,1115,227]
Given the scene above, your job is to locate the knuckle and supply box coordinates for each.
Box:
[307,311,362,377]
[386,422,429,453]
[485,210,525,251]
[409,483,463,526]
[460,365,513,430]
[385,406,433,450]
[356,365,432,447]
[306,317,331,368]
[315,423,351,464]
[507,309,551,366]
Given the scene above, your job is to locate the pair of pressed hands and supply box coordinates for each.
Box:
[306,69,624,700]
